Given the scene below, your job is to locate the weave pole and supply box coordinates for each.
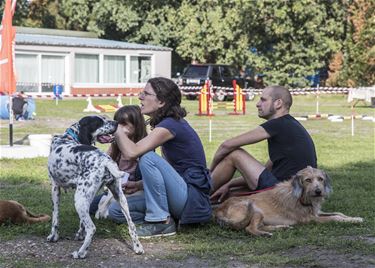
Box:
[196,80,213,116]
[197,81,208,115]
[228,80,245,115]
[316,84,320,115]
[208,80,214,116]
[351,104,355,136]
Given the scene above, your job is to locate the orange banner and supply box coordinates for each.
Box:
[0,0,17,95]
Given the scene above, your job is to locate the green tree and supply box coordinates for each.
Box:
[59,0,94,31]
[9,0,372,87]
[87,0,140,40]
[174,0,250,66]
[88,0,181,41]
[26,0,63,29]
[0,0,29,26]
[339,0,374,86]
[246,0,347,87]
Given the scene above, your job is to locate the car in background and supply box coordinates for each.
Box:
[177,64,246,101]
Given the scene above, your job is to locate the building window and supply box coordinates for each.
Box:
[130,56,151,83]
[41,55,65,92]
[15,54,38,92]
[104,55,126,83]
[75,54,99,83]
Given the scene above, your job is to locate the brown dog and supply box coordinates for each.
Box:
[0,200,50,224]
[213,166,363,236]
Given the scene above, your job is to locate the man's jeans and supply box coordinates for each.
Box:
[90,151,188,224]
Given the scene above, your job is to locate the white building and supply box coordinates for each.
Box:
[14,27,172,95]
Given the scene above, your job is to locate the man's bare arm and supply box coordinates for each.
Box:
[210,126,270,171]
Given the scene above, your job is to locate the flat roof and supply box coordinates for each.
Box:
[15,27,172,51]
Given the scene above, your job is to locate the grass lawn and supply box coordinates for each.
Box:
[0,94,374,267]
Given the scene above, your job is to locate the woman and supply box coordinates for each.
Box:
[115,77,211,238]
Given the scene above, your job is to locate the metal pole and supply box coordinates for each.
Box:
[242,92,246,115]
[316,84,320,115]
[8,94,14,146]
[232,80,237,113]
[209,119,212,143]
[351,104,354,136]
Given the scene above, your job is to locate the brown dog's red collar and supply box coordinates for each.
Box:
[231,186,276,197]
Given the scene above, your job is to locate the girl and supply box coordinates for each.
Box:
[114,77,212,238]
[89,105,147,223]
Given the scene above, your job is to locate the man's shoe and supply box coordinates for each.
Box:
[136,217,176,238]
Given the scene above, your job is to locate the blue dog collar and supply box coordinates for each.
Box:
[66,128,79,142]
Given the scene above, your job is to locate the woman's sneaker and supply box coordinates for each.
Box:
[136,217,176,238]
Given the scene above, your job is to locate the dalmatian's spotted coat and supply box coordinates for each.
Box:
[47,115,144,258]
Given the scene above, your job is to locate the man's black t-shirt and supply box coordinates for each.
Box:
[260,114,317,181]
[12,96,26,115]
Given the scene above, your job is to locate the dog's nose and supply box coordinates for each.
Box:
[315,189,322,195]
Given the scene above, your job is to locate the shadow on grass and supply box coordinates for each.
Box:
[176,160,375,266]
[0,160,373,267]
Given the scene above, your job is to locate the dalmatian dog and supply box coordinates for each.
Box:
[47,115,144,259]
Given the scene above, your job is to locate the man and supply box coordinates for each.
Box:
[12,91,28,121]
[210,85,317,202]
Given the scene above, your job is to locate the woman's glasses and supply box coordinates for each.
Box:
[139,91,156,98]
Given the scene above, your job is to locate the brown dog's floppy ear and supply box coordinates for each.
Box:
[322,170,333,196]
[291,174,303,198]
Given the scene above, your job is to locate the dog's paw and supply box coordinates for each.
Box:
[95,209,109,219]
[350,217,364,223]
[72,250,87,259]
[74,233,85,241]
[94,211,100,219]
[72,251,79,259]
[47,233,59,242]
[261,232,273,237]
[134,244,144,255]
[74,232,85,241]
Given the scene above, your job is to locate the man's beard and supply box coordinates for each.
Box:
[258,106,276,120]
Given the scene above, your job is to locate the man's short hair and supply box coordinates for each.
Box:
[268,86,293,109]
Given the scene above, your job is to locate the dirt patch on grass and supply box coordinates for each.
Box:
[282,243,375,268]
[0,235,216,268]
[1,235,374,268]
[282,235,375,267]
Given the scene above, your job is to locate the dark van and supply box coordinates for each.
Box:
[177,64,245,101]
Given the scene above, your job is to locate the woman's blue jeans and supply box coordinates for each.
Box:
[90,151,188,224]
[90,191,146,224]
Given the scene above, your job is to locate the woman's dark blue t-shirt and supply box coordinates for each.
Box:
[156,117,207,175]
[156,117,212,224]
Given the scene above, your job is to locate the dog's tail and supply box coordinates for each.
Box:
[24,210,51,224]
[105,159,125,179]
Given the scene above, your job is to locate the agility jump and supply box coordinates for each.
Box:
[196,80,247,116]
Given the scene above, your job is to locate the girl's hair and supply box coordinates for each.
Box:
[147,77,187,128]
[109,105,147,162]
